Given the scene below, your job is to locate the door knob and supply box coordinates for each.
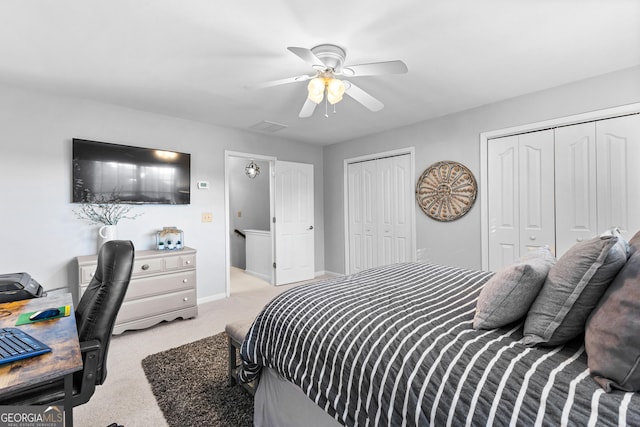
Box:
[307,225,314,230]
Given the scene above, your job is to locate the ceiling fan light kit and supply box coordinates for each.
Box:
[254,43,407,119]
[307,76,345,105]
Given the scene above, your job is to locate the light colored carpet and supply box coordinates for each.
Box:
[74,267,326,427]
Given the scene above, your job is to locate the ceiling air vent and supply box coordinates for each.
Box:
[248,120,288,133]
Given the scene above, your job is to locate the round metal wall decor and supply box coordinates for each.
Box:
[416,160,477,222]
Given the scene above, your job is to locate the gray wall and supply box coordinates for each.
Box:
[228,157,270,269]
[323,66,640,274]
[0,83,324,301]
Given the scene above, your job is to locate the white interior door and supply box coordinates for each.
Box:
[274,160,314,285]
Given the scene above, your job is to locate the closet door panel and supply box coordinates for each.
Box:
[378,157,394,265]
[377,155,412,265]
[488,135,519,270]
[362,161,378,270]
[596,114,640,237]
[555,123,597,257]
[348,163,365,272]
[348,162,378,272]
[519,130,555,255]
[391,155,412,263]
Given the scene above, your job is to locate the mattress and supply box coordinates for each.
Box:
[240,262,640,426]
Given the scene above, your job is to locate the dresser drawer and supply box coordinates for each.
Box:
[164,253,196,270]
[131,257,164,276]
[124,271,196,300]
[79,265,96,285]
[116,288,197,324]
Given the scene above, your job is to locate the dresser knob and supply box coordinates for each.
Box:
[576,237,583,242]
[183,297,189,302]
[185,260,191,265]
[141,264,150,270]
[182,279,188,283]
[529,236,536,240]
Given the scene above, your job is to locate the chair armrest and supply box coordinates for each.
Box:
[80,339,101,354]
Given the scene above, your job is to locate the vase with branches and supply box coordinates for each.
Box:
[73,191,143,225]
[74,191,143,251]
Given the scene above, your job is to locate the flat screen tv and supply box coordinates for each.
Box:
[72,139,190,205]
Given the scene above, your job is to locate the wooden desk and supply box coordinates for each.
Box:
[0,294,82,427]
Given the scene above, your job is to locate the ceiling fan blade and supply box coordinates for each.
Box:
[342,60,408,77]
[287,47,326,68]
[344,81,384,112]
[248,74,313,89]
[299,97,317,118]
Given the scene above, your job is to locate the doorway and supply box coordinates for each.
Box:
[225,152,275,296]
[224,152,316,295]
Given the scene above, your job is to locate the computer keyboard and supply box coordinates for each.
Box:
[0,327,51,365]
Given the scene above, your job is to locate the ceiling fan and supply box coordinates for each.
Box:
[253,44,408,118]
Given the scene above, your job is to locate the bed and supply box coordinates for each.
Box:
[239,260,640,426]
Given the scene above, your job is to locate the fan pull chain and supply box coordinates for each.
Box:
[324,96,329,118]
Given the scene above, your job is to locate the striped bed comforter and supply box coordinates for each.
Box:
[239,262,640,426]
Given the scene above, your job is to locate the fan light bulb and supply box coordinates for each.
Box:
[307,78,325,104]
[327,78,345,104]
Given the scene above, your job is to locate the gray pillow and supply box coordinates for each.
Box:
[523,233,628,346]
[586,231,640,392]
[474,247,555,330]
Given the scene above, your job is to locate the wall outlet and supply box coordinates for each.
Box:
[201,212,213,223]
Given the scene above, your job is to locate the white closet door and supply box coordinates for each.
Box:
[488,135,520,270]
[555,122,597,257]
[377,155,412,265]
[519,130,556,255]
[348,163,365,272]
[347,161,378,273]
[596,114,640,238]
[347,154,412,273]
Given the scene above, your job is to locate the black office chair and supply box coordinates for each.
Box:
[1,239,134,407]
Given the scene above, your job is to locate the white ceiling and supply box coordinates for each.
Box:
[0,1,638,145]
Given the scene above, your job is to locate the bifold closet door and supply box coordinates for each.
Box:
[595,114,640,239]
[348,161,377,273]
[556,115,640,256]
[377,155,412,266]
[555,122,598,257]
[347,154,412,273]
[487,130,555,271]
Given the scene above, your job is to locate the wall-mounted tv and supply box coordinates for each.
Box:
[72,139,190,205]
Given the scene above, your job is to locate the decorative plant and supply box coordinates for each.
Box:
[73,190,143,225]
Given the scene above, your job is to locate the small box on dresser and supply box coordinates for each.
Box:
[77,247,198,334]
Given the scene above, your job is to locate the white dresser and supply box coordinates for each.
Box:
[76,247,198,334]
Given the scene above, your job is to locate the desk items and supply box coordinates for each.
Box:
[16,305,71,325]
[0,272,45,302]
[156,226,184,250]
[0,327,51,366]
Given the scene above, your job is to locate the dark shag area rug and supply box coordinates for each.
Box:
[141,333,253,427]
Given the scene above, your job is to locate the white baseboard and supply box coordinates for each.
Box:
[316,270,343,278]
[245,269,272,283]
[197,292,227,305]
